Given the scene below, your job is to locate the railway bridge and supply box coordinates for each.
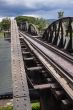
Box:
[0,17,73,110]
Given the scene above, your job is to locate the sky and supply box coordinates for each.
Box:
[0,0,73,19]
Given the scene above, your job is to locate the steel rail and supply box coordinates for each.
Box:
[20,32,73,81]
[22,32,73,63]
[20,33,73,102]
[33,38,73,63]
[20,32,73,98]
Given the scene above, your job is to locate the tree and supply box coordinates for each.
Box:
[58,11,64,18]
[0,22,2,31]
[15,16,48,31]
[1,18,10,31]
[15,16,36,26]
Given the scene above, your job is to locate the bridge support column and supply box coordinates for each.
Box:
[39,89,51,110]
[39,89,61,110]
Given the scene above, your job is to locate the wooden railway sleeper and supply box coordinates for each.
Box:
[20,37,73,110]
[61,99,73,110]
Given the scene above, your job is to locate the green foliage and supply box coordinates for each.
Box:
[15,16,48,31]
[31,102,40,110]
[0,22,1,25]
[0,102,40,110]
[58,11,64,18]
[15,16,36,25]
[0,106,13,110]
[34,18,48,31]
[0,32,4,38]
[1,18,10,31]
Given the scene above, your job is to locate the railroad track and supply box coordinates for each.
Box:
[34,38,73,63]
[20,31,73,62]
[21,31,73,61]
[19,32,73,110]
[20,32,73,83]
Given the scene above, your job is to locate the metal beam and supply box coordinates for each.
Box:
[11,20,31,110]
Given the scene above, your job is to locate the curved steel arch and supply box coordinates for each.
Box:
[19,21,29,32]
[48,17,73,26]
[28,23,39,36]
[42,17,73,51]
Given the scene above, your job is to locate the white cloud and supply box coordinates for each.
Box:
[3,0,73,7]
[0,17,15,22]
[0,0,73,18]
[0,18,3,22]
[22,14,39,18]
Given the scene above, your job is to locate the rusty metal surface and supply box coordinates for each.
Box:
[11,20,31,110]
[20,32,73,80]
[19,34,73,101]
[34,84,50,89]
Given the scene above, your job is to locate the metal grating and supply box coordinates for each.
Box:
[11,20,31,110]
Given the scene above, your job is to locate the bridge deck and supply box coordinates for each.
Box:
[11,20,31,110]
[20,32,73,100]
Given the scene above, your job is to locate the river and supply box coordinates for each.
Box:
[0,34,12,95]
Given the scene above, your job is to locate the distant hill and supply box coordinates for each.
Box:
[46,19,56,24]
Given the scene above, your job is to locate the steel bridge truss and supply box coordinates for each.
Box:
[42,17,73,52]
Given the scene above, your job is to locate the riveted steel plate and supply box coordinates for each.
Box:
[11,20,31,110]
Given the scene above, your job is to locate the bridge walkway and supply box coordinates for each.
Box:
[11,20,31,110]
